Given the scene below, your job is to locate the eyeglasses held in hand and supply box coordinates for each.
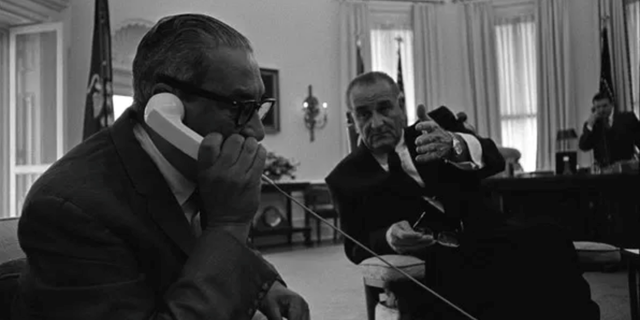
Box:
[412,211,463,248]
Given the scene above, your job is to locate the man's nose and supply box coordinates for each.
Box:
[241,112,266,141]
[370,112,384,128]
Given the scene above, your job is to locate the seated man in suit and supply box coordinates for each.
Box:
[13,14,309,320]
[579,91,640,166]
[326,71,599,320]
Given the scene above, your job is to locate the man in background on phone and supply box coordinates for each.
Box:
[326,71,599,320]
[578,92,640,167]
[13,14,309,320]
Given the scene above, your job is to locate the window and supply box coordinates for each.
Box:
[495,15,537,172]
[627,0,640,116]
[113,94,133,120]
[6,23,64,217]
[370,29,416,125]
[369,4,416,125]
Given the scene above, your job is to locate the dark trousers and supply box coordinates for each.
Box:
[387,220,600,320]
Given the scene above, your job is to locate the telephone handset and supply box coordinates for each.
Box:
[144,93,203,160]
[143,93,477,320]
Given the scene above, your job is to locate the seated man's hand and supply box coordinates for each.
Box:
[259,281,310,320]
[386,221,436,254]
[414,118,454,163]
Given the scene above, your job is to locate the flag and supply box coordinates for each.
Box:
[356,37,365,76]
[83,0,114,140]
[396,38,406,114]
[599,27,615,104]
[396,44,405,96]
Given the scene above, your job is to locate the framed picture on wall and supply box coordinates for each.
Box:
[260,68,280,134]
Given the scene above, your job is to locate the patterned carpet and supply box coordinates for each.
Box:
[261,243,630,320]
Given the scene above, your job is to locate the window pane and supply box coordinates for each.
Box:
[370,29,416,125]
[113,95,133,120]
[501,116,537,172]
[14,31,58,166]
[495,16,538,172]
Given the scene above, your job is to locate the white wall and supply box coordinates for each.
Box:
[63,0,343,182]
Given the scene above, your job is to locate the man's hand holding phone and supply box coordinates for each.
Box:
[197,132,267,241]
[587,107,607,129]
[386,220,436,254]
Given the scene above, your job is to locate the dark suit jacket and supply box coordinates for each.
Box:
[578,111,640,165]
[325,120,505,264]
[12,109,279,320]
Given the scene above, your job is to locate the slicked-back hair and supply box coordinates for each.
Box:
[132,13,253,112]
[345,71,400,109]
[592,91,612,104]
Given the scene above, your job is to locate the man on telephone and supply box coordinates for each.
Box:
[13,14,309,320]
[326,72,599,320]
[578,92,640,167]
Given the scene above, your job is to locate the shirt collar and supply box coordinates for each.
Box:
[133,124,196,206]
[609,110,614,126]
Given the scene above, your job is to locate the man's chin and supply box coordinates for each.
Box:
[367,139,396,154]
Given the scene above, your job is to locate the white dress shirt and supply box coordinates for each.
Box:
[133,124,200,231]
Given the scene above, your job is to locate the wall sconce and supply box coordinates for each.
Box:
[302,85,327,142]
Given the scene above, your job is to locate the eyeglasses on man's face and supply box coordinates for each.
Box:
[156,75,276,127]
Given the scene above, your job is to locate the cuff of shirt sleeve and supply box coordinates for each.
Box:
[456,133,484,169]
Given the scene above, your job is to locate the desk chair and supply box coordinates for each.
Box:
[0,217,26,320]
[342,114,426,319]
[304,184,340,244]
[573,241,621,271]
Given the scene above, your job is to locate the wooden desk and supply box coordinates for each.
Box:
[250,181,312,247]
[482,173,640,248]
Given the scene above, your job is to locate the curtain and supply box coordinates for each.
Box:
[413,3,443,115]
[536,0,572,171]
[370,28,415,124]
[460,2,502,144]
[626,0,640,115]
[339,1,370,156]
[600,0,634,112]
[495,14,538,172]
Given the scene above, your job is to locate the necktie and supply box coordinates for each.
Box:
[387,150,403,173]
[183,189,202,237]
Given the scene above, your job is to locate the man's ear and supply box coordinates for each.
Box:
[151,83,175,96]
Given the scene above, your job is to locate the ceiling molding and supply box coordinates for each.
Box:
[0,0,69,26]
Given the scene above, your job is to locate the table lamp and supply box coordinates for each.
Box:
[555,129,578,175]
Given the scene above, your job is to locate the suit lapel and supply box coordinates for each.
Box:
[110,109,196,256]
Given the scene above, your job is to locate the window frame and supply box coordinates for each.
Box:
[368,2,416,125]
[8,22,64,217]
[493,5,538,172]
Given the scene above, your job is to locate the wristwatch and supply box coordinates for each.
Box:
[449,132,464,157]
